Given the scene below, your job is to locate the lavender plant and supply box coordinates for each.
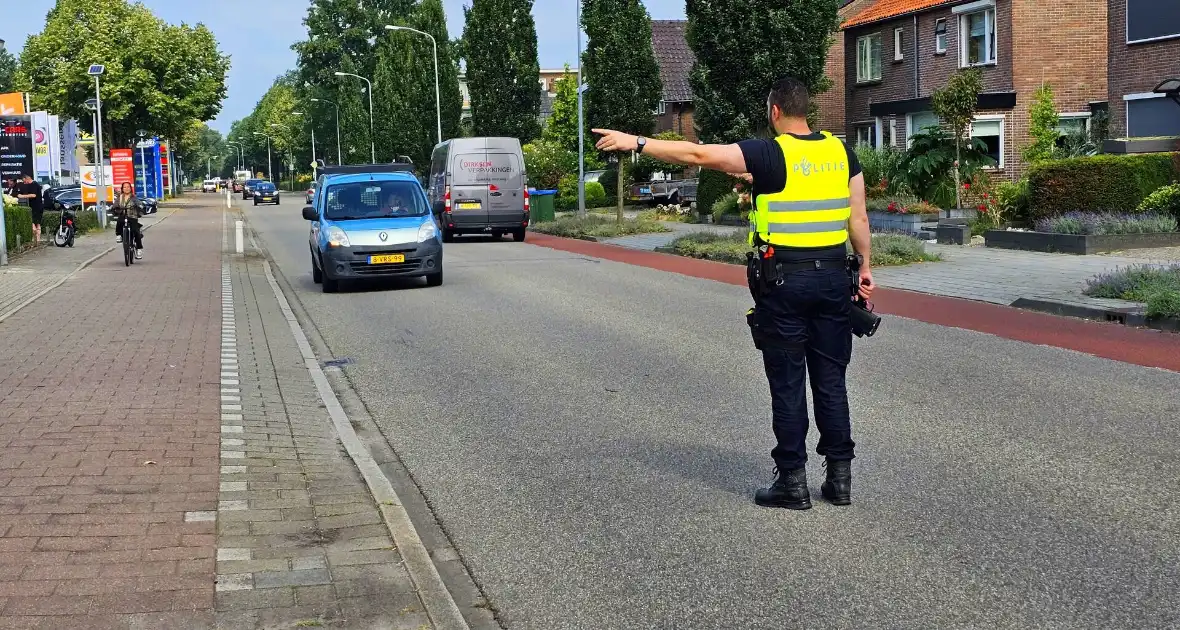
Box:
[1035,212,1178,235]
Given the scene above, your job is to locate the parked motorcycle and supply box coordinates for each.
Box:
[54,204,77,248]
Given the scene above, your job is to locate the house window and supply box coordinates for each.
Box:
[970,116,1004,168]
[855,124,877,148]
[906,111,940,147]
[1126,94,1180,138]
[935,19,947,53]
[1055,113,1091,146]
[1126,0,1180,44]
[960,8,997,66]
[877,117,898,147]
[655,101,667,116]
[856,33,882,82]
[894,28,905,61]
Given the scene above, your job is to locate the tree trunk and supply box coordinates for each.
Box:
[953,138,962,212]
[616,160,625,225]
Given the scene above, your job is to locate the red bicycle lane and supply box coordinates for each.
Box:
[527,232,1180,373]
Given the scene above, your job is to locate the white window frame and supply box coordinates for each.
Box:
[934,18,948,54]
[655,101,667,116]
[1123,92,1170,137]
[1125,0,1180,45]
[855,122,877,148]
[957,4,998,68]
[856,33,883,83]
[905,111,940,148]
[1056,112,1092,136]
[970,114,1005,170]
[875,117,899,148]
[894,27,905,61]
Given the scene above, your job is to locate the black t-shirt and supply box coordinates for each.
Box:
[738,133,861,262]
[16,182,43,211]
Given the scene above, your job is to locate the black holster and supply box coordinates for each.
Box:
[846,254,882,338]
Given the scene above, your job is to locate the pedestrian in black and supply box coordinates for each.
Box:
[14,175,45,244]
[593,77,874,509]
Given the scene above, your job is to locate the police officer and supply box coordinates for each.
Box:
[594,76,874,510]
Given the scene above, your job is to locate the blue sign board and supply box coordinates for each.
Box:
[133,139,164,199]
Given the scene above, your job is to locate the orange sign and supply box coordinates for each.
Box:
[81,166,115,204]
[0,93,26,116]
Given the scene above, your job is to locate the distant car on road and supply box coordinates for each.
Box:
[305,187,315,205]
[202,179,218,193]
[252,181,280,206]
[303,163,442,293]
[427,137,529,243]
[242,179,265,199]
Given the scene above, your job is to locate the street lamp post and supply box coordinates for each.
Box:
[207,155,219,178]
[253,132,273,180]
[385,25,442,145]
[334,71,375,163]
[225,142,244,170]
[89,64,108,227]
[575,6,585,217]
[311,98,343,165]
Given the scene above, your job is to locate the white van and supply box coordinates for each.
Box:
[427,137,529,242]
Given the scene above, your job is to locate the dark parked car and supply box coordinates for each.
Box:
[252,182,280,206]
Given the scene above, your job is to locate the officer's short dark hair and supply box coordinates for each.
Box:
[768,77,810,119]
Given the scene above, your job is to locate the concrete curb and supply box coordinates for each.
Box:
[1011,296,1180,333]
[255,253,470,630]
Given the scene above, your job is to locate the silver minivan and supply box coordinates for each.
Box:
[427,137,529,242]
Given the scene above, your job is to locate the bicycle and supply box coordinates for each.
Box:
[122,216,135,266]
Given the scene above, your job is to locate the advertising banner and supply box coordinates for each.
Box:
[0,115,33,182]
[160,142,170,192]
[0,93,26,116]
[60,119,80,179]
[110,148,135,190]
[31,111,51,179]
[47,115,61,178]
[134,139,163,199]
[81,165,114,204]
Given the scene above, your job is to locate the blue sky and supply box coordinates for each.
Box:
[5,0,687,133]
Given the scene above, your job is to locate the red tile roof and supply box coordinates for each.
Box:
[842,0,957,29]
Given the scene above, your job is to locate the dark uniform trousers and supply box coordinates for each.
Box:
[755,266,856,470]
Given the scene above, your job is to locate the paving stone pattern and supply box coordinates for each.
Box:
[216,228,434,629]
[0,206,222,629]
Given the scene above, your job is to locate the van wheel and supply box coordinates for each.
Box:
[425,271,443,287]
[311,254,322,284]
[442,229,454,243]
[512,228,527,242]
[322,276,339,293]
[490,230,502,240]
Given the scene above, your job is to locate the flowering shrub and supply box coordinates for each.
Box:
[1035,211,1178,235]
[868,195,938,215]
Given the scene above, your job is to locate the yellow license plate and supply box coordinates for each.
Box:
[457,202,481,210]
[368,254,405,264]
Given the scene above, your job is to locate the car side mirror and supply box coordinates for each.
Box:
[302,206,318,221]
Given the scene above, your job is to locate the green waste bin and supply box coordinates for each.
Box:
[529,189,556,224]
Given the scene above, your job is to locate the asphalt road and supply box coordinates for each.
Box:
[244,194,1180,629]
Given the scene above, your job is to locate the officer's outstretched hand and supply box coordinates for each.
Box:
[858,267,876,301]
[593,129,638,152]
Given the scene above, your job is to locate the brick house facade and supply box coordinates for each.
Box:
[651,20,698,143]
[817,0,882,139]
[842,0,1108,179]
[1107,0,1180,139]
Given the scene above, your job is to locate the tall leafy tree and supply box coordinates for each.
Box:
[0,46,16,93]
[582,0,662,218]
[16,0,228,146]
[462,0,541,141]
[542,65,579,153]
[686,0,839,144]
[931,67,983,209]
[373,33,431,164]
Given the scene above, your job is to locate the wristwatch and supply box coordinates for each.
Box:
[636,137,647,154]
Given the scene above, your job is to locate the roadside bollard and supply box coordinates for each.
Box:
[235,220,244,254]
[226,188,231,209]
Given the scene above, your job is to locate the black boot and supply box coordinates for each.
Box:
[820,459,852,505]
[754,467,811,510]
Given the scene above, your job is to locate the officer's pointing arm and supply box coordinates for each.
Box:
[592,129,747,174]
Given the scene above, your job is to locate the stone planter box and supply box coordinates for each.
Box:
[716,215,748,227]
[936,223,971,245]
[941,208,978,220]
[868,211,938,234]
[984,230,1180,255]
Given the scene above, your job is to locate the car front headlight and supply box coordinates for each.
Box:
[326,226,350,247]
[417,221,438,243]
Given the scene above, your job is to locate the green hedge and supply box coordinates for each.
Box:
[697,170,736,219]
[1028,153,1180,220]
[4,204,33,252]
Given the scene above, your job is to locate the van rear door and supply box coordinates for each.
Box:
[484,152,524,227]
[450,152,492,230]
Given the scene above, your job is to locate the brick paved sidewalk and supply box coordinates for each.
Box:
[215,224,437,628]
[0,203,223,628]
[0,209,173,319]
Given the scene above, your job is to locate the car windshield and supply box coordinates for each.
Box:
[323,180,428,220]
[256,183,275,192]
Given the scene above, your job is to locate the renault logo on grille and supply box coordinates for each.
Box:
[378,232,388,242]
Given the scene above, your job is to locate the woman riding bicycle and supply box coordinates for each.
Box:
[113,182,145,259]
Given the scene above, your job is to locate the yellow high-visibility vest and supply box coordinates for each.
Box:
[748,132,852,248]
